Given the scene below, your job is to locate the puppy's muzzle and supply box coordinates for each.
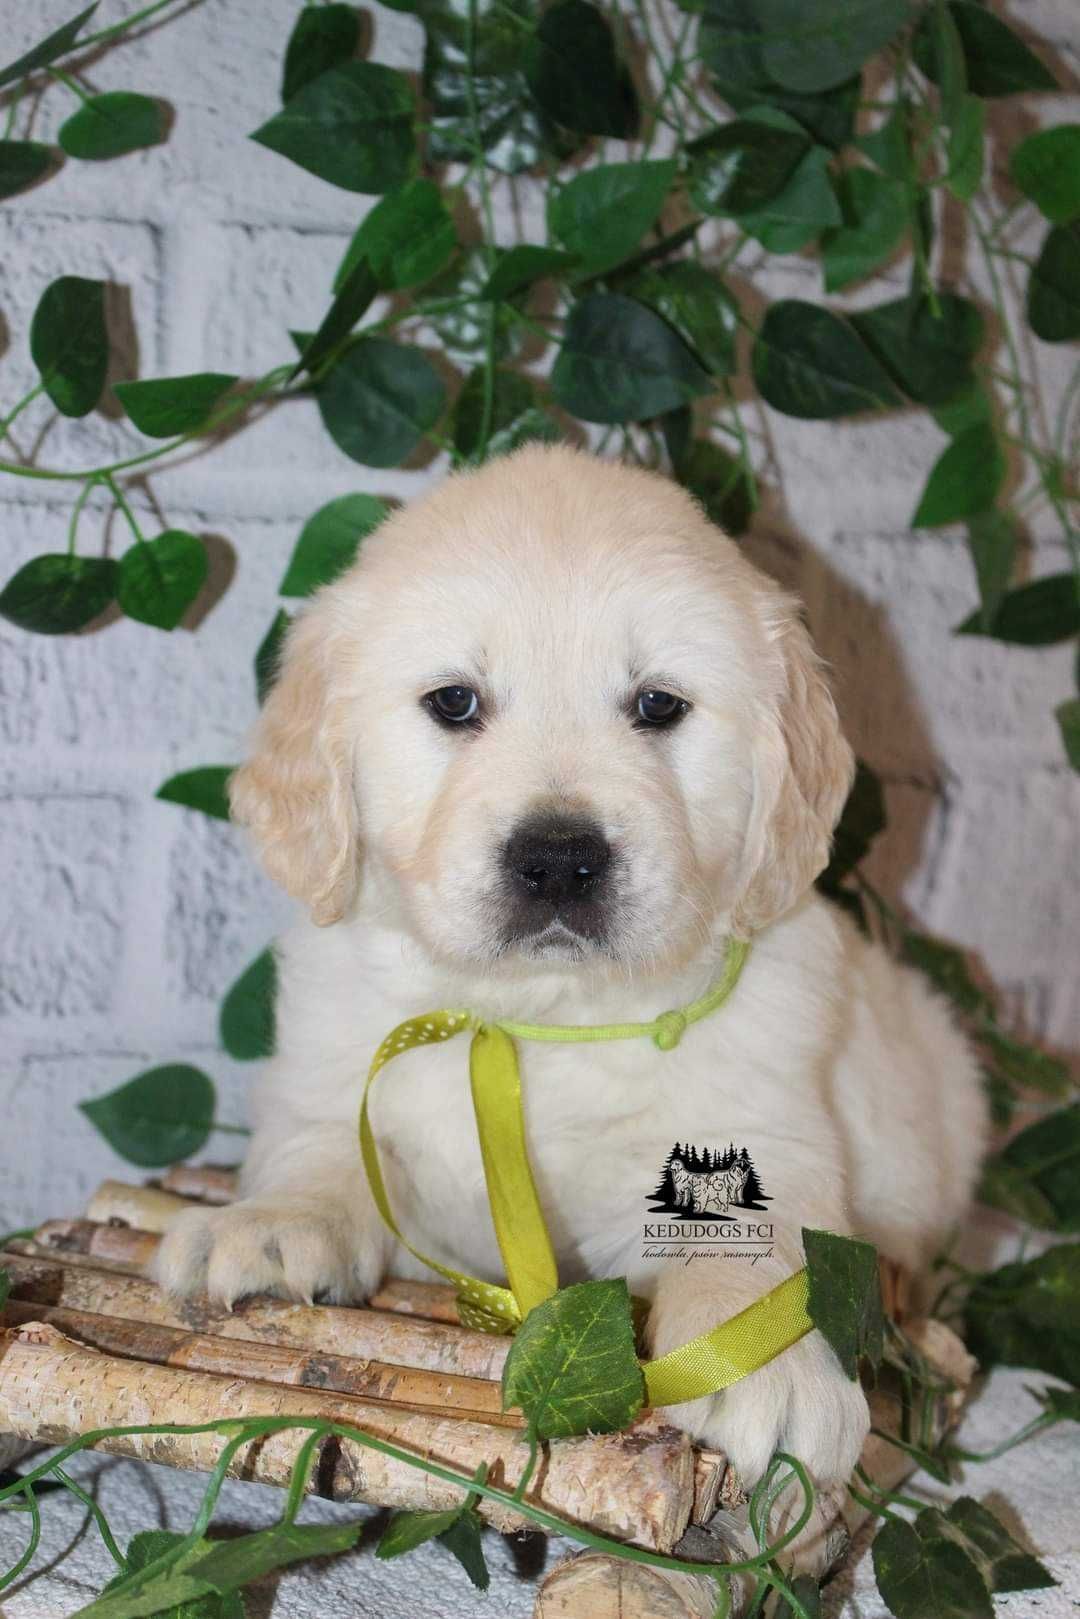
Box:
[501,816,612,945]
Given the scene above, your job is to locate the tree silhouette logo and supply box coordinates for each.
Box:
[648,1141,771,1221]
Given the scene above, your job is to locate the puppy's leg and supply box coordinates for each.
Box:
[641,1232,869,1489]
[153,1117,390,1306]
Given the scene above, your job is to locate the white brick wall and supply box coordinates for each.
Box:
[1,0,1077,1230]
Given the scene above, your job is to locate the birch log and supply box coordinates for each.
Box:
[0,1324,694,1550]
[158,1165,239,1204]
[86,1181,194,1229]
[1,1253,511,1381]
[32,1220,463,1324]
[533,1317,976,1618]
[1,1299,516,1424]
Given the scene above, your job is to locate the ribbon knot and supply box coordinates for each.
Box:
[653,1008,688,1050]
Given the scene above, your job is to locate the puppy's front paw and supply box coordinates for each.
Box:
[152,1197,380,1307]
[660,1331,870,1489]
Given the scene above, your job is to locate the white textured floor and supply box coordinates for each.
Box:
[0,1367,1075,1618]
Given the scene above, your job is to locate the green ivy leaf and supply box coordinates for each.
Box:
[80,1065,216,1168]
[377,1464,490,1588]
[628,261,737,377]
[956,573,1080,646]
[979,1026,1069,1097]
[965,510,1018,629]
[334,180,457,293]
[502,1279,644,1439]
[183,1520,363,1592]
[251,62,415,193]
[219,949,277,1061]
[156,766,233,820]
[524,0,637,137]
[1056,697,1080,772]
[281,3,359,102]
[855,101,911,179]
[255,608,291,705]
[0,4,98,90]
[752,300,904,419]
[452,368,557,464]
[1028,222,1080,343]
[0,553,117,634]
[377,1504,466,1559]
[964,1244,1080,1387]
[118,530,208,631]
[917,1497,1055,1595]
[729,109,840,252]
[479,245,579,302]
[552,292,712,424]
[700,22,859,152]
[756,0,913,94]
[0,139,54,199]
[101,1530,244,1619]
[114,373,238,438]
[549,159,676,275]
[931,380,992,438]
[912,423,1004,528]
[822,167,908,292]
[851,292,983,406]
[57,91,166,160]
[421,0,567,176]
[1033,1385,1080,1423]
[774,1574,822,1619]
[292,260,378,379]
[818,758,886,891]
[280,493,387,596]
[687,120,810,216]
[1010,126,1080,225]
[902,931,992,1017]
[914,2,1055,97]
[30,274,108,417]
[316,338,445,466]
[803,1227,883,1380]
[945,95,984,201]
[675,440,754,536]
[872,1516,993,1619]
[438,1510,490,1590]
[979,1102,1080,1231]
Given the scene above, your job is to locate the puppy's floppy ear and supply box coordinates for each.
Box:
[229,605,359,926]
[732,586,854,936]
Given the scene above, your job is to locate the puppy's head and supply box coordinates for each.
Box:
[231,446,852,975]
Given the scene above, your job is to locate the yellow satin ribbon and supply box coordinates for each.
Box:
[359,938,815,1405]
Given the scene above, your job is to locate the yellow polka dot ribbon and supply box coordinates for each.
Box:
[359,938,816,1402]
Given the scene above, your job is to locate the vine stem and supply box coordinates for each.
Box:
[0,381,45,446]
[103,471,145,546]
[52,1467,126,1568]
[0,1486,41,1594]
[48,67,91,104]
[77,0,192,53]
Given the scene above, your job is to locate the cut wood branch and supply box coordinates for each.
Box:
[0,1323,694,1550]
[158,1164,239,1204]
[1,1253,512,1381]
[2,1298,516,1425]
[86,1180,195,1230]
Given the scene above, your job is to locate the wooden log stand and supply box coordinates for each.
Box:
[0,1175,976,1615]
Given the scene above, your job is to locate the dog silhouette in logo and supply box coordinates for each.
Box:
[671,1157,749,1215]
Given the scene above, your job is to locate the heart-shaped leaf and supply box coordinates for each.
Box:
[822,167,908,292]
[502,1278,644,1439]
[803,1226,883,1379]
[687,120,809,216]
[255,608,291,704]
[251,62,415,193]
[220,949,277,1060]
[979,1102,1080,1231]
[377,1465,490,1589]
[58,91,166,160]
[914,2,1055,96]
[956,573,1080,645]
[30,274,108,417]
[549,159,676,275]
[912,424,1004,528]
[757,0,913,94]
[334,180,457,292]
[0,553,117,634]
[293,259,378,378]
[945,94,984,201]
[280,493,387,596]
[552,292,713,423]
[872,1516,993,1619]
[118,530,208,630]
[753,300,903,418]
[629,262,738,377]
[480,245,578,302]
[316,338,445,466]
[451,367,558,463]
[281,3,360,102]
[80,1065,216,1167]
[114,373,238,437]
[851,292,983,406]
[1010,126,1080,225]
[965,510,1018,629]
[964,1243,1080,1385]
[0,4,98,91]
[1028,222,1080,343]
[524,0,637,137]
[0,139,54,199]
[156,766,233,820]
[916,1497,1055,1595]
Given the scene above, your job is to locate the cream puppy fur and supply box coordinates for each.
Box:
[155,445,987,1489]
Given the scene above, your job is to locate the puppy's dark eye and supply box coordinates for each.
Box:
[635,689,689,729]
[426,685,481,726]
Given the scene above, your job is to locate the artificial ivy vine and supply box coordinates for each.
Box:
[1,1,1078,1615]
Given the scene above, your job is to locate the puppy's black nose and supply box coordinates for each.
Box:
[505,819,611,909]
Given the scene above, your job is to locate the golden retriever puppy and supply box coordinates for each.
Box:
[155,445,987,1488]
